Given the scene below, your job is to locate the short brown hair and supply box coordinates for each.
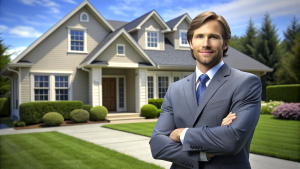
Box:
[187,11,231,58]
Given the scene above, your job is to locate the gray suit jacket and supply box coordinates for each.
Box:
[150,63,262,169]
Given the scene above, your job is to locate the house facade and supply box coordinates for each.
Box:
[1,1,272,120]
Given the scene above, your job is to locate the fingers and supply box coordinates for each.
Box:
[221,112,236,126]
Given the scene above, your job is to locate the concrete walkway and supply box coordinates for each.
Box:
[0,121,299,169]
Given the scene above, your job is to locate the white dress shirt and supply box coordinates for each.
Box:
[180,60,224,161]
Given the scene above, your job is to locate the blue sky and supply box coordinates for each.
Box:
[1,0,300,60]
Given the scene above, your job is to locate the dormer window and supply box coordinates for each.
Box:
[117,44,125,56]
[179,30,189,47]
[146,29,159,49]
[80,12,89,22]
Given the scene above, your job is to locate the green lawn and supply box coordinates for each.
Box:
[0,131,163,169]
[102,115,300,162]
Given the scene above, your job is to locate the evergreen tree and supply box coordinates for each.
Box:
[241,18,257,58]
[254,12,281,100]
[281,16,300,51]
[0,37,11,96]
[229,35,243,51]
[275,34,300,84]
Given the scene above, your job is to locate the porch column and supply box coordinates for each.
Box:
[135,68,148,113]
[91,67,102,107]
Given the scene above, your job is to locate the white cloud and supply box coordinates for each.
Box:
[9,26,42,38]
[0,25,9,32]
[61,0,77,4]
[21,0,35,5]
[21,0,61,14]
[5,46,27,60]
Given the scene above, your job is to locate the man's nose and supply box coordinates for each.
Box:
[202,37,211,48]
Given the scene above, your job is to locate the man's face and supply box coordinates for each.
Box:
[190,20,228,71]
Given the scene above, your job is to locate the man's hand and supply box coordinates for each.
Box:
[169,128,185,142]
[222,112,236,126]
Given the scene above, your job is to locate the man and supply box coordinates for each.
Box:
[149,11,261,169]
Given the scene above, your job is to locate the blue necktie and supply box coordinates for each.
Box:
[196,74,209,104]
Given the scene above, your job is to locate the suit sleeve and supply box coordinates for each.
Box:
[182,74,262,155]
[150,83,200,169]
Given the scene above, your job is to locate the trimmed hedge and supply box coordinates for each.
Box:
[82,104,93,113]
[90,106,108,121]
[19,101,83,124]
[267,84,300,102]
[141,104,158,118]
[70,109,90,123]
[148,99,164,109]
[43,112,64,126]
[0,97,10,117]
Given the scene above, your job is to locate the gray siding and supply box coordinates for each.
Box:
[20,68,30,104]
[72,69,89,104]
[126,69,135,112]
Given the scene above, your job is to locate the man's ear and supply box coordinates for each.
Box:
[189,41,193,50]
[223,40,229,50]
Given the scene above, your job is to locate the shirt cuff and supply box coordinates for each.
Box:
[199,152,209,161]
[180,128,188,144]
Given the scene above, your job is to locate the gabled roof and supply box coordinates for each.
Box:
[166,13,192,31]
[123,10,171,33]
[107,20,128,30]
[146,38,273,72]
[79,28,156,68]
[11,0,114,64]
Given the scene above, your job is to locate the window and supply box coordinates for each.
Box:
[158,76,168,98]
[34,76,49,101]
[70,30,84,51]
[117,44,125,55]
[148,76,154,99]
[147,31,159,49]
[119,78,124,108]
[55,76,69,100]
[80,12,89,22]
[173,77,180,82]
[179,30,189,47]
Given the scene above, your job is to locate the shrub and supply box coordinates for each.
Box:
[70,109,90,123]
[90,106,108,121]
[261,101,285,114]
[148,99,164,109]
[13,121,26,127]
[43,112,64,126]
[271,103,300,120]
[157,109,161,117]
[141,104,157,118]
[19,101,82,124]
[267,84,300,102]
[0,97,10,117]
[82,104,93,113]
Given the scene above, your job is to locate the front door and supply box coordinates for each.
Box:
[102,78,116,111]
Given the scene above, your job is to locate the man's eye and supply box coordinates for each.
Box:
[210,36,217,39]
[196,35,203,38]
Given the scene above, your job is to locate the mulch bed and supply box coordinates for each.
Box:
[13,120,110,130]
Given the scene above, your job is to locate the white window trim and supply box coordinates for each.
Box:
[80,12,89,22]
[145,28,160,50]
[147,76,154,99]
[102,75,127,112]
[30,73,73,102]
[67,27,88,54]
[116,44,125,56]
[147,71,193,99]
[179,29,189,47]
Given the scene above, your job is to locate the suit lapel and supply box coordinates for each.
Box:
[193,63,231,126]
[183,72,198,116]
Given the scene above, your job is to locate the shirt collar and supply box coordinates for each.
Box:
[196,60,224,83]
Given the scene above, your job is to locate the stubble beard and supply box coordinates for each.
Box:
[193,49,222,69]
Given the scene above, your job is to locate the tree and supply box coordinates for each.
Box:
[241,18,257,58]
[254,12,282,100]
[229,35,243,51]
[275,34,300,84]
[0,37,11,96]
[281,16,300,51]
